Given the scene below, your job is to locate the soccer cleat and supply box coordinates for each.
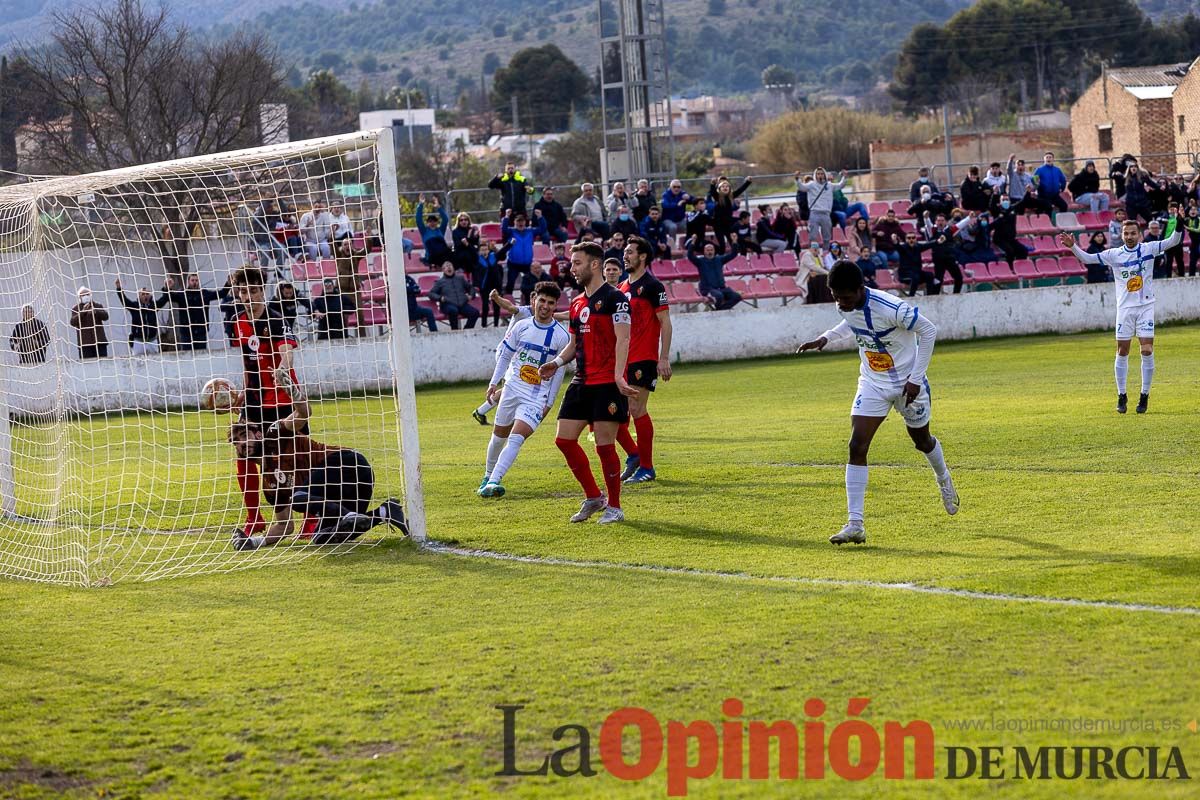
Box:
[939,475,961,515]
[230,530,263,551]
[597,506,625,524]
[1136,393,1149,414]
[1116,393,1128,414]
[479,482,506,498]
[620,454,641,481]
[472,409,489,426]
[624,466,656,484]
[312,512,374,545]
[376,498,409,535]
[570,494,608,523]
[477,475,490,494]
[829,521,866,545]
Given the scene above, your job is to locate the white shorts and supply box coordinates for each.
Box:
[852,378,932,428]
[1115,305,1155,340]
[494,386,548,430]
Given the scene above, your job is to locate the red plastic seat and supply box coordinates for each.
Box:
[874,270,902,290]
[868,201,891,218]
[727,257,757,276]
[674,259,699,280]
[747,254,778,274]
[652,261,679,279]
[670,282,704,305]
[750,277,779,298]
[1013,259,1039,281]
[417,273,439,293]
[1029,214,1057,235]
[1076,212,1103,231]
[773,275,803,298]
[1058,256,1087,276]
[479,222,502,240]
[1034,257,1064,277]
[773,251,799,274]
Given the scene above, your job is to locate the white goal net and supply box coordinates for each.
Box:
[0,128,423,586]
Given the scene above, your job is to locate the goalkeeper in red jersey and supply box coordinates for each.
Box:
[227,266,305,540]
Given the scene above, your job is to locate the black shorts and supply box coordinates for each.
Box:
[626,360,658,391]
[297,448,374,516]
[557,382,629,424]
[238,404,310,436]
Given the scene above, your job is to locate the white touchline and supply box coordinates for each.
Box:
[424,543,1200,617]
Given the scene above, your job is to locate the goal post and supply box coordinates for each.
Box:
[0,129,425,586]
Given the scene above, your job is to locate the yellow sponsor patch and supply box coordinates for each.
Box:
[519,364,542,385]
[1126,275,1143,292]
[865,351,895,372]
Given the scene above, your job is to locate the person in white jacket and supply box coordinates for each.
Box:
[797,259,960,545]
[796,167,846,247]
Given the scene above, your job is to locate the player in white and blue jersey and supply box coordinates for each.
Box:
[1063,218,1181,414]
[471,292,534,425]
[798,260,959,545]
[477,281,570,497]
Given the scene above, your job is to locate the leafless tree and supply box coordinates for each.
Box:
[18,0,286,276]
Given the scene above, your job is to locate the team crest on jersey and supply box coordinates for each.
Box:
[608,402,618,414]
[637,286,644,295]
[634,368,643,380]
[594,301,602,311]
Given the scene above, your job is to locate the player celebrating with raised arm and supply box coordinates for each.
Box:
[539,242,636,524]
[471,290,534,425]
[617,235,672,484]
[1060,217,1181,414]
[227,266,305,548]
[798,260,959,545]
[477,281,570,497]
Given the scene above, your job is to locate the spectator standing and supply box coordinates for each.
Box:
[405,274,438,331]
[708,175,752,251]
[328,200,353,244]
[871,210,904,265]
[960,166,990,213]
[114,278,166,356]
[1006,155,1036,213]
[429,262,479,329]
[299,200,334,260]
[69,286,109,359]
[794,174,811,223]
[1067,160,1110,213]
[570,183,610,237]
[311,278,347,339]
[685,237,741,309]
[475,240,508,327]
[1122,165,1156,223]
[927,214,963,294]
[1144,220,1169,279]
[164,274,220,351]
[415,196,452,266]
[501,212,547,294]
[252,198,289,270]
[909,166,940,203]
[1186,205,1200,276]
[1109,154,1137,199]
[488,162,533,216]
[534,187,569,243]
[892,232,939,297]
[9,304,50,364]
[268,282,311,332]
[638,206,672,261]
[659,179,691,237]
[451,213,482,275]
[982,162,1007,197]
[1033,152,1068,215]
[796,168,845,246]
[519,262,550,305]
[1162,202,1187,277]
[685,197,716,248]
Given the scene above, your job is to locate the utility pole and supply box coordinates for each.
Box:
[942,103,954,186]
[404,90,414,148]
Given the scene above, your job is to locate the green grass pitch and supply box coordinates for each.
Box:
[2,326,1199,798]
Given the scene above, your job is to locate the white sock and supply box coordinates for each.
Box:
[924,438,949,482]
[485,434,507,478]
[1140,353,1154,394]
[476,399,496,415]
[845,464,868,524]
[1114,354,1128,394]
[489,433,526,483]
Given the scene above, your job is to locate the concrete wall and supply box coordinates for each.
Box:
[7,279,1200,417]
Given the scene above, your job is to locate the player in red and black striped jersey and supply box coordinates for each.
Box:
[227,266,304,541]
[616,236,673,484]
[538,242,636,524]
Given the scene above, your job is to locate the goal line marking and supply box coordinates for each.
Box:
[424,543,1200,617]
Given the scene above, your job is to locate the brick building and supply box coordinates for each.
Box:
[1071,59,1200,175]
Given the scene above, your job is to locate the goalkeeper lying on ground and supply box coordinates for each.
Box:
[228,407,407,551]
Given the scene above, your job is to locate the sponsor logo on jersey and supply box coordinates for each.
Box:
[247,335,261,353]
[274,469,288,486]
[518,364,542,385]
[578,306,591,324]
[865,351,895,372]
[1126,275,1144,292]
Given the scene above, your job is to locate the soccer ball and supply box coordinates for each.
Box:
[199,378,238,413]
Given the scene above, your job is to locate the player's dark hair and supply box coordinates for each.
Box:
[603,258,621,269]
[828,260,865,293]
[533,280,561,300]
[230,266,264,288]
[571,241,603,262]
[625,235,653,260]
